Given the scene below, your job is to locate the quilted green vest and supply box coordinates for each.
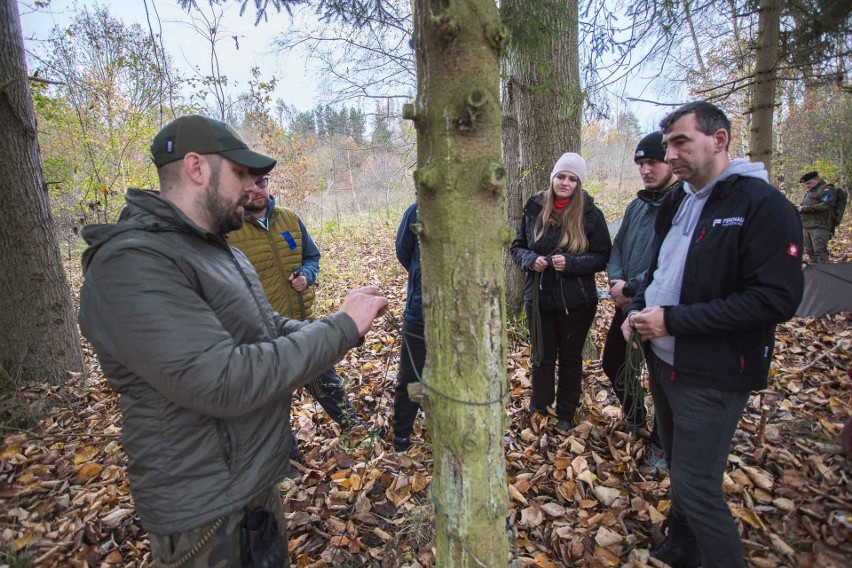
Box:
[228,207,315,320]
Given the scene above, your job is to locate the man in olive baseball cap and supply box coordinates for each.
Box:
[151,115,276,175]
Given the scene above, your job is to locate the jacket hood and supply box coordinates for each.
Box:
[81,188,211,271]
[637,180,681,206]
[684,158,768,194]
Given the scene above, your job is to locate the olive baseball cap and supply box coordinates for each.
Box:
[151,115,277,175]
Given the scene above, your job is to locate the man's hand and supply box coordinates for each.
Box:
[289,272,307,292]
[531,256,548,272]
[609,279,630,309]
[796,205,803,213]
[630,307,669,341]
[620,311,635,342]
[552,255,566,272]
[341,286,388,336]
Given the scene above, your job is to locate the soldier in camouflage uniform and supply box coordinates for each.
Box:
[797,171,835,263]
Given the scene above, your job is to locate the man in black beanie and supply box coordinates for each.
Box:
[603,131,680,475]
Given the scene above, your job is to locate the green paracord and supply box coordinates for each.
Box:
[616,328,646,428]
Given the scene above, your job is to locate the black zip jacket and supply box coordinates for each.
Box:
[511,192,612,312]
[628,175,804,391]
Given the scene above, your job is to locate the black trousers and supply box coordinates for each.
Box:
[305,368,360,427]
[602,307,661,446]
[526,304,596,422]
[392,320,426,439]
[647,352,749,568]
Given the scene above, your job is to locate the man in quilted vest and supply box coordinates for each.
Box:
[229,179,370,457]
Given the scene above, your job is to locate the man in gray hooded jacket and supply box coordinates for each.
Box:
[623,102,803,568]
[78,115,388,567]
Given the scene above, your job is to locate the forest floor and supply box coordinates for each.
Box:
[0,215,850,568]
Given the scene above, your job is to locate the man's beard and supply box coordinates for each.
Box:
[243,195,269,214]
[204,164,246,234]
[646,172,675,191]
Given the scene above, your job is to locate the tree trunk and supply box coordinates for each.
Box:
[0,0,83,397]
[749,0,780,177]
[501,0,582,317]
[408,1,509,565]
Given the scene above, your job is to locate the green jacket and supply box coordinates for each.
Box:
[78,189,360,535]
[800,182,835,230]
[607,183,679,297]
[228,206,316,320]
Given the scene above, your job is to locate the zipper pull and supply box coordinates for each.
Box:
[696,227,706,242]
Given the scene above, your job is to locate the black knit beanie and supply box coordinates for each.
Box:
[634,131,667,163]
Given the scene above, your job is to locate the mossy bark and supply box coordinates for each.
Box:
[408,0,509,565]
[0,0,83,399]
[500,0,582,317]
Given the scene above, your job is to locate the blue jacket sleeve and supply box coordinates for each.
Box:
[396,204,417,271]
[299,218,321,285]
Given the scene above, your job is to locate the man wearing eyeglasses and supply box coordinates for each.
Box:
[228,174,372,458]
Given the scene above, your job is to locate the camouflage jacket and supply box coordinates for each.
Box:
[800,182,835,230]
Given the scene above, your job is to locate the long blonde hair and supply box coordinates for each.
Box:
[533,180,588,253]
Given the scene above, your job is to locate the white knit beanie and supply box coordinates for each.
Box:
[549,152,586,184]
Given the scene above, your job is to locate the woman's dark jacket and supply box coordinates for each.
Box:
[511,192,612,312]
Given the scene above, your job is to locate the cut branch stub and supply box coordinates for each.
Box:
[455,89,491,131]
[429,1,459,41]
[480,161,506,193]
[410,222,425,238]
[485,21,509,54]
[414,164,441,193]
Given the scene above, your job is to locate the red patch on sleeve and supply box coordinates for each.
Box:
[786,243,799,257]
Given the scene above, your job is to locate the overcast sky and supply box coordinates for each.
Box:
[19,0,320,111]
[18,0,678,130]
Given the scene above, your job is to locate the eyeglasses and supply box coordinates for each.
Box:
[251,176,270,190]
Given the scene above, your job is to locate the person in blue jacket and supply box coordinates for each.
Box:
[391,203,425,451]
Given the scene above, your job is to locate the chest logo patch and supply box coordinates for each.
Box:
[281,231,297,250]
[712,216,744,227]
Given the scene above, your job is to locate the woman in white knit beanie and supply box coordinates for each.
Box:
[510,152,612,431]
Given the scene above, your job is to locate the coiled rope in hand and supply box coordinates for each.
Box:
[616,327,646,429]
[529,271,544,367]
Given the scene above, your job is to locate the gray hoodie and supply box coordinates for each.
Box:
[644,159,769,364]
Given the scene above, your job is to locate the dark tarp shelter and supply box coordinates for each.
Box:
[795,263,852,318]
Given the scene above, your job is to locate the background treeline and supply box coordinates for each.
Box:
[26,3,852,255]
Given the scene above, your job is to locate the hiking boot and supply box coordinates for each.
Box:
[555,411,581,432]
[393,436,412,452]
[650,536,700,568]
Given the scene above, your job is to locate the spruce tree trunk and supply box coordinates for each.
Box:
[501,0,582,317]
[407,0,509,565]
[0,0,83,396]
[749,0,780,177]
